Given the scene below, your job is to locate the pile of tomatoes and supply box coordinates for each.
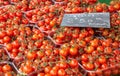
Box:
[0,62,18,76]
[0,0,120,76]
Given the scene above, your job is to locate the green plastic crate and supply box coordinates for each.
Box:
[99,0,111,4]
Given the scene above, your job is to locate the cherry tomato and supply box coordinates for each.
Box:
[59,48,69,57]
[98,56,106,64]
[69,59,78,68]
[84,62,95,70]
[58,69,66,76]
[69,47,78,56]
[81,54,88,62]
[44,66,52,73]
[2,64,12,72]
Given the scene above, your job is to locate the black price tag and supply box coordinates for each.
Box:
[61,13,110,28]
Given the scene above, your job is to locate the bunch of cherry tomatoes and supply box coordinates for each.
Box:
[0,0,120,76]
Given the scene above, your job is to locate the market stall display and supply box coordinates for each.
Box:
[0,0,120,76]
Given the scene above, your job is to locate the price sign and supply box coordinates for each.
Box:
[61,13,110,28]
